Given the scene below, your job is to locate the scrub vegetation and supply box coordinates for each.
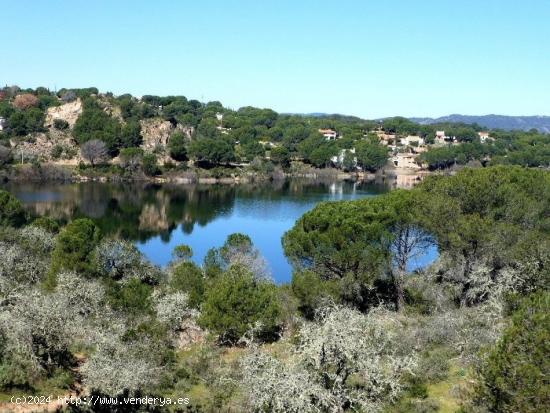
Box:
[0,166,548,412]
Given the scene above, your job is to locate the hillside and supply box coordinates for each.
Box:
[410,114,550,133]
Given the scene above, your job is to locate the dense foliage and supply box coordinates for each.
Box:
[473,291,549,413]
[0,190,27,227]
[1,85,550,175]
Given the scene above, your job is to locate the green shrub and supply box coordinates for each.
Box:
[0,144,12,166]
[50,218,101,276]
[106,277,153,316]
[170,261,205,309]
[31,216,61,233]
[388,399,440,413]
[199,265,282,344]
[53,118,69,130]
[270,146,290,167]
[168,131,188,161]
[73,103,123,155]
[50,144,64,159]
[0,189,26,227]
[474,291,550,412]
[291,270,339,319]
[417,348,451,383]
[173,244,193,261]
[142,153,160,176]
[119,147,143,172]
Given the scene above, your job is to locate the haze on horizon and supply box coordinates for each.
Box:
[1,0,549,119]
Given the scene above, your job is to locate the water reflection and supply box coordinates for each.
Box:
[3,180,390,282]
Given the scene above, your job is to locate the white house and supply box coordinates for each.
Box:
[400,135,425,146]
[0,117,5,131]
[478,131,493,143]
[434,131,447,144]
[319,128,338,140]
[392,152,422,169]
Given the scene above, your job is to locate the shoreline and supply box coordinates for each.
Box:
[1,162,439,185]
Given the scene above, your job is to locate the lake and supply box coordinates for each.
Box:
[2,179,437,283]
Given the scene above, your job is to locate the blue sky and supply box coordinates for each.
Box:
[1,0,549,118]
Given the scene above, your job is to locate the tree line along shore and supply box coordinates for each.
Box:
[1,86,549,184]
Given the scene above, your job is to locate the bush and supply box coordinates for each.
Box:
[142,153,160,176]
[8,107,45,136]
[199,265,282,344]
[53,118,69,130]
[416,348,451,383]
[50,218,101,276]
[170,261,205,309]
[60,90,77,103]
[0,145,12,166]
[0,189,26,227]
[50,144,64,159]
[13,94,39,110]
[473,291,550,412]
[31,216,60,233]
[168,131,188,161]
[106,277,153,316]
[119,147,143,172]
[270,146,290,167]
[291,270,339,319]
[73,103,122,155]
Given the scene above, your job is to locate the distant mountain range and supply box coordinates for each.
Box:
[296,113,550,133]
[409,114,550,133]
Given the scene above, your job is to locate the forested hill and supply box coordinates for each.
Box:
[410,114,550,133]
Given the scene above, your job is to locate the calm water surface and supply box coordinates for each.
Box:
[2,179,436,283]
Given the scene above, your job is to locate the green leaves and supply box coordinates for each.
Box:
[50,218,101,276]
[475,291,550,412]
[355,140,389,171]
[198,265,282,344]
[0,190,26,227]
[284,198,394,282]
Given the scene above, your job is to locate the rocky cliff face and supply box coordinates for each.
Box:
[10,130,80,163]
[45,99,83,128]
[11,99,195,165]
[140,118,194,152]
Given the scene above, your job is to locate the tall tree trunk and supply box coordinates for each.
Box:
[395,269,405,312]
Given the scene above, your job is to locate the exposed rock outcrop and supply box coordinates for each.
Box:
[10,130,80,163]
[140,118,194,152]
[45,99,83,128]
[177,318,206,349]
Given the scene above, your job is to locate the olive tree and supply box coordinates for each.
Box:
[95,238,163,285]
[80,139,108,166]
[80,337,164,396]
[0,272,104,387]
[241,306,416,412]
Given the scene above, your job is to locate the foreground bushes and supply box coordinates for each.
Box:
[241,306,417,413]
[49,218,101,277]
[473,291,550,413]
[199,265,282,344]
[0,189,26,227]
[0,166,548,412]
